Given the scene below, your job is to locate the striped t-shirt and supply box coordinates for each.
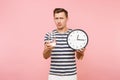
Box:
[44,29,77,76]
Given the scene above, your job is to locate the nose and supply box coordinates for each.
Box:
[57,19,61,23]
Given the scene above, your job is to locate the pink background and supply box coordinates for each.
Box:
[0,0,120,80]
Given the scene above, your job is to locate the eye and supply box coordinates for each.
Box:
[55,17,58,20]
[60,17,64,19]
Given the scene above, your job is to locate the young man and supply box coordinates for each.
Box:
[43,8,85,80]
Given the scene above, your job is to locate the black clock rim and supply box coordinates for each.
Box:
[67,29,89,50]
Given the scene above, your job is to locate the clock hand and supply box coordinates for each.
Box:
[77,35,79,40]
[77,35,81,40]
[77,35,85,41]
[78,38,85,41]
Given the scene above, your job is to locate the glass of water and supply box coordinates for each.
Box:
[46,32,56,47]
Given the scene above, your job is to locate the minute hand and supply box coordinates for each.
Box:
[77,35,79,40]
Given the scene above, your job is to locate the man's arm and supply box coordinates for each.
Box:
[75,48,86,60]
[43,42,53,59]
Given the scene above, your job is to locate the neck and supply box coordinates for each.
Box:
[57,27,68,34]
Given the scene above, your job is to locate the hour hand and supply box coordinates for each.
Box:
[77,35,85,41]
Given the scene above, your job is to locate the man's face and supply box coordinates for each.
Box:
[54,12,68,30]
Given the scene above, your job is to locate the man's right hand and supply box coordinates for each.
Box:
[45,42,54,50]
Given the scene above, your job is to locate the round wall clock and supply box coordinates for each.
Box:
[67,29,89,50]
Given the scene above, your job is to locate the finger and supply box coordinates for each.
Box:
[80,48,85,51]
[79,49,82,51]
[76,50,81,52]
[76,49,82,51]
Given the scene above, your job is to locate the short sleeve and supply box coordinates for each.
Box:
[44,32,50,42]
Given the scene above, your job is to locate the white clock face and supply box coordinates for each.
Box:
[67,29,88,50]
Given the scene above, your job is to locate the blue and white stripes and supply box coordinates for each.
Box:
[44,29,77,76]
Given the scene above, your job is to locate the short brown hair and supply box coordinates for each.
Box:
[53,8,68,18]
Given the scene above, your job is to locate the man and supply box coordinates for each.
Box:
[43,8,85,80]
